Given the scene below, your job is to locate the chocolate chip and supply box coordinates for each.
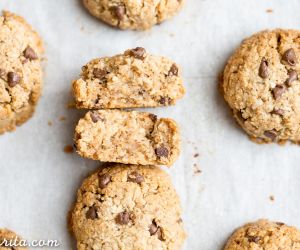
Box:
[149,114,157,122]
[286,70,298,86]
[264,130,277,141]
[158,96,171,105]
[115,211,130,225]
[7,72,21,87]
[247,235,261,243]
[156,227,164,241]
[168,64,178,76]
[282,48,297,66]
[276,222,285,226]
[113,6,126,20]
[259,58,269,79]
[129,47,146,60]
[271,108,284,116]
[90,112,103,123]
[149,221,159,235]
[272,85,286,100]
[93,68,107,80]
[86,206,98,220]
[236,110,246,122]
[23,46,38,60]
[127,172,144,184]
[98,174,111,188]
[155,146,169,158]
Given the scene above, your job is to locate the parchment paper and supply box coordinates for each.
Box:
[1,0,300,249]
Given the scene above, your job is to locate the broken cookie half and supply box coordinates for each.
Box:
[74,109,180,166]
[72,47,185,110]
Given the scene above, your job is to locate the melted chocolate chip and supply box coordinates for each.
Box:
[282,48,297,66]
[155,146,169,158]
[86,206,98,220]
[158,96,171,105]
[93,68,107,80]
[272,85,286,100]
[113,6,126,20]
[149,221,159,235]
[286,70,298,86]
[90,112,103,123]
[129,47,146,60]
[23,46,38,60]
[115,211,130,225]
[168,64,178,76]
[247,235,261,243]
[148,114,157,122]
[127,172,144,184]
[271,108,284,116]
[98,174,111,188]
[7,72,21,87]
[259,58,269,79]
[264,130,277,141]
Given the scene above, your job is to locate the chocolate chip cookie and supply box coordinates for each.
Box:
[82,0,184,30]
[224,219,300,250]
[222,29,300,144]
[70,164,186,250]
[0,11,44,134]
[0,228,28,250]
[72,47,185,109]
[74,110,180,166]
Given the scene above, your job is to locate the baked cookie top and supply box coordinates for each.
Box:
[73,47,185,109]
[0,11,43,125]
[0,228,28,250]
[224,219,300,250]
[222,29,300,144]
[82,0,184,30]
[70,164,186,250]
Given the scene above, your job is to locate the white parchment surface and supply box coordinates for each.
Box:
[1,0,300,249]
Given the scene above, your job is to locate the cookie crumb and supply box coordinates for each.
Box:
[266,9,273,13]
[269,195,275,202]
[48,120,53,126]
[65,101,76,109]
[59,116,66,121]
[193,164,202,175]
[64,145,74,154]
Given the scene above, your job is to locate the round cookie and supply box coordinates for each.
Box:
[0,11,44,134]
[70,164,186,250]
[224,219,300,250]
[0,228,28,250]
[222,29,300,144]
[82,0,184,30]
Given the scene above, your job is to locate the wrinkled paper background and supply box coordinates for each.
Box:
[1,0,300,249]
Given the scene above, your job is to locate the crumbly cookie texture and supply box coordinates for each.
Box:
[0,11,44,134]
[82,0,184,30]
[70,164,186,250]
[74,110,180,166]
[0,228,28,250]
[224,219,300,250]
[222,29,300,144]
[72,47,185,109]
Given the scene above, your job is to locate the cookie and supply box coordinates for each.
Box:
[0,11,44,134]
[82,0,184,30]
[70,164,186,250]
[224,219,300,250]
[0,228,28,250]
[222,29,300,144]
[74,110,180,166]
[72,47,185,109]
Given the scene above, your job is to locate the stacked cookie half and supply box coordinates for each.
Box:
[70,48,187,249]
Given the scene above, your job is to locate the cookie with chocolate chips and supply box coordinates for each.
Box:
[82,0,184,30]
[72,48,185,109]
[74,109,180,166]
[0,11,44,134]
[224,219,300,250]
[222,29,300,144]
[0,228,28,250]
[69,164,186,250]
